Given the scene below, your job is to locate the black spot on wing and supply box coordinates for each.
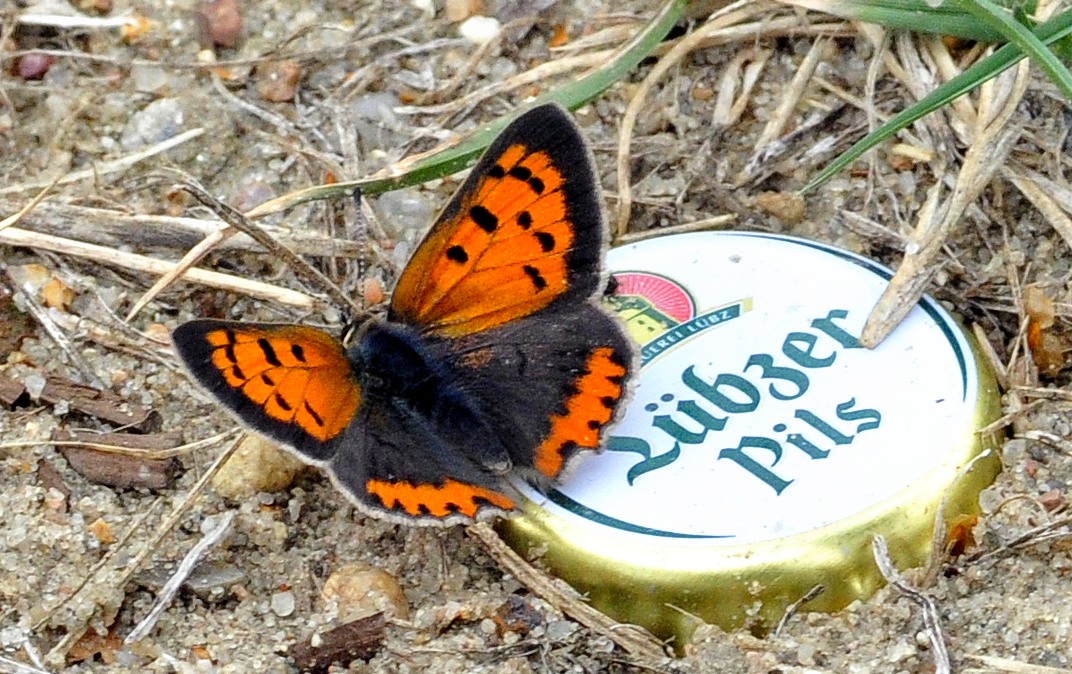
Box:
[258,338,282,367]
[517,211,532,229]
[470,205,498,232]
[508,165,532,181]
[273,392,292,412]
[487,164,506,178]
[291,343,306,363]
[534,231,555,252]
[522,265,547,291]
[303,401,324,427]
[446,245,469,263]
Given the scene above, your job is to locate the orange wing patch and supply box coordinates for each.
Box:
[534,347,628,478]
[366,478,515,518]
[392,143,574,337]
[205,326,359,441]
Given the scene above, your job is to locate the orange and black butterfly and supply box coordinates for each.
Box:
[173,104,634,525]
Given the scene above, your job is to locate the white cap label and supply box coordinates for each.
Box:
[516,233,977,545]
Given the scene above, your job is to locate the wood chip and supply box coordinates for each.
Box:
[0,373,29,407]
[54,430,183,490]
[290,612,385,673]
[39,375,160,432]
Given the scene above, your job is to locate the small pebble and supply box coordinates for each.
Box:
[211,434,306,499]
[256,61,301,103]
[545,620,576,642]
[196,0,243,49]
[120,98,184,150]
[16,54,55,80]
[459,16,501,45]
[271,590,296,617]
[322,564,409,621]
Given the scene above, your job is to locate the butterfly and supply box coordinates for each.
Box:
[173,104,634,525]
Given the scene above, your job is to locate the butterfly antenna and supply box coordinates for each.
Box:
[350,187,368,311]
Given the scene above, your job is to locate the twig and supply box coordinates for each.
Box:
[772,585,824,637]
[31,499,165,633]
[965,654,1072,673]
[0,655,51,674]
[44,434,242,665]
[872,535,951,674]
[177,176,360,315]
[0,129,204,196]
[0,175,61,234]
[0,226,318,309]
[0,200,363,256]
[466,523,667,661]
[615,214,736,244]
[3,268,104,388]
[125,510,236,644]
[616,0,771,236]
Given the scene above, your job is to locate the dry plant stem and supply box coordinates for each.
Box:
[615,214,736,244]
[0,226,317,309]
[965,654,1072,673]
[4,269,104,389]
[859,61,1030,347]
[772,584,824,637]
[971,322,1009,391]
[959,514,1072,567]
[0,176,60,233]
[871,536,951,674]
[0,129,204,196]
[0,200,363,256]
[1004,165,1072,252]
[31,499,165,633]
[125,510,236,644]
[615,0,773,236]
[0,430,241,461]
[0,654,51,674]
[466,523,667,660]
[43,434,243,666]
[15,11,141,30]
[755,37,827,148]
[125,225,235,321]
[395,50,613,116]
[179,178,360,315]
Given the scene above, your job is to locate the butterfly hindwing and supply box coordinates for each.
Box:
[326,397,517,524]
[172,320,361,462]
[427,301,633,481]
[389,104,605,337]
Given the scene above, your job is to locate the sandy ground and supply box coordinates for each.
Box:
[2,1,1072,672]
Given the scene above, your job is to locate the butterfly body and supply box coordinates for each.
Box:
[174,104,634,525]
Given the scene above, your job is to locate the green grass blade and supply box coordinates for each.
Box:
[780,0,1035,41]
[247,0,686,217]
[949,0,1072,100]
[800,10,1072,194]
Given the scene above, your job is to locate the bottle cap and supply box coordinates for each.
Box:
[499,232,1002,647]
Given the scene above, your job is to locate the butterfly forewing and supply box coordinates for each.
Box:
[173,320,361,461]
[389,105,605,338]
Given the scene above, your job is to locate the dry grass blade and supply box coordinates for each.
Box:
[467,523,668,660]
[0,226,318,309]
[871,535,951,674]
[0,175,61,234]
[0,129,204,196]
[177,176,360,315]
[125,225,235,321]
[616,0,772,237]
[859,58,1030,347]
[124,510,236,644]
[755,37,828,148]
[43,434,243,665]
[965,654,1072,673]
